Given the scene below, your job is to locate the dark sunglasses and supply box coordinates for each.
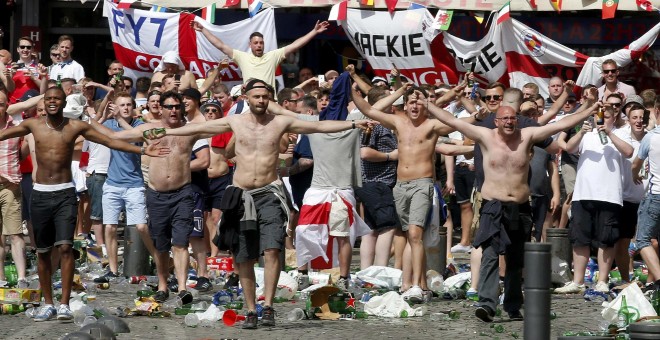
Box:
[609,103,622,108]
[602,69,617,74]
[484,95,502,101]
[567,99,577,104]
[51,53,60,57]
[204,108,219,113]
[19,45,32,50]
[162,104,180,110]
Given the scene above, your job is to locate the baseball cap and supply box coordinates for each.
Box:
[372,76,388,85]
[181,88,201,103]
[230,84,243,98]
[201,99,222,112]
[393,95,404,106]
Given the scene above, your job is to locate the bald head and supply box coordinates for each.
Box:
[496,106,516,118]
[0,50,11,65]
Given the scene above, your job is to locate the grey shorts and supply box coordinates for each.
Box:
[561,163,577,195]
[393,178,434,230]
[234,192,286,263]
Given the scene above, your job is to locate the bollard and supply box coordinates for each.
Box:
[629,320,660,339]
[546,228,573,280]
[524,243,551,340]
[122,225,150,277]
[438,226,447,273]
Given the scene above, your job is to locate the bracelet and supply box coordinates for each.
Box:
[352,120,356,129]
[385,153,390,162]
[140,146,146,155]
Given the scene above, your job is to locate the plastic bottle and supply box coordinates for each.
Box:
[184,313,200,327]
[25,306,36,319]
[287,308,305,321]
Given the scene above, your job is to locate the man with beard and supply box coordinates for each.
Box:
[142,79,369,329]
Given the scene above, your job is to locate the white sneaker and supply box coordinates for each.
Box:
[450,243,473,253]
[402,285,424,303]
[594,281,610,293]
[554,281,585,294]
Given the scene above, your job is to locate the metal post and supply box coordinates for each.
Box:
[546,228,573,280]
[122,225,150,277]
[524,242,551,340]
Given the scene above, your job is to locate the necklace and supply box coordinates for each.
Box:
[46,117,65,130]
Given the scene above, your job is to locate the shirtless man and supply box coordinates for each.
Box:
[143,79,368,329]
[424,93,599,322]
[0,87,166,322]
[93,91,206,305]
[352,84,484,302]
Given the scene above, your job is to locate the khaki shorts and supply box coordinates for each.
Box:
[393,178,434,231]
[561,163,577,195]
[0,184,22,236]
[470,189,483,238]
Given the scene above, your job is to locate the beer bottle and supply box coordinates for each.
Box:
[361,126,372,146]
[597,106,608,145]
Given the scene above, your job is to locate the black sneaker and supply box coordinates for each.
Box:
[167,278,178,292]
[242,311,258,329]
[178,290,193,305]
[475,305,495,323]
[261,306,275,326]
[224,273,239,289]
[195,277,213,292]
[93,271,120,284]
[152,290,169,303]
[508,310,524,321]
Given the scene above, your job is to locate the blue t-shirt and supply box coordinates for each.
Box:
[103,118,144,188]
[289,135,313,207]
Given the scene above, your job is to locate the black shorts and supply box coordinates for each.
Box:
[191,191,205,238]
[233,192,286,263]
[569,200,621,248]
[454,165,475,204]
[531,195,550,242]
[354,182,400,231]
[620,200,639,239]
[146,184,194,252]
[31,188,77,253]
[205,172,233,211]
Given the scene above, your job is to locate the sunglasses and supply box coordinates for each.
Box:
[51,53,60,57]
[162,104,180,110]
[602,69,617,74]
[496,116,518,122]
[19,45,32,50]
[609,103,622,108]
[287,99,299,103]
[567,99,577,104]
[204,108,219,113]
[484,95,502,101]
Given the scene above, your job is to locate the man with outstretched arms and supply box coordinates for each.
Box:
[143,79,368,329]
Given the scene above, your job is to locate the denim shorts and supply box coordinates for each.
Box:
[102,183,147,225]
[635,194,660,250]
[86,173,107,221]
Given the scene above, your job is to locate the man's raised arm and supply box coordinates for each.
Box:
[538,80,575,126]
[157,117,232,139]
[351,87,398,130]
[284,21,329,57]
[285,115,369,134]
[267,101,298,118]
[425,98,487,145]
[530,102,598,143]
[372,84,408,111]
[191,21,234,58]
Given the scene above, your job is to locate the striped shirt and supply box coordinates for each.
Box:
[0,116,22,184]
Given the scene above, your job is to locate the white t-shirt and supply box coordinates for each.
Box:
[48,59,85,82]
[637,127,660,195]
[84,140,111,174]
[619,125,647,203]
[573,128,632,205]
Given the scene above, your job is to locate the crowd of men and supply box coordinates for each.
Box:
[0,18,659,330]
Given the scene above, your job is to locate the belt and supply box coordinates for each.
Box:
[92,172,107,177]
